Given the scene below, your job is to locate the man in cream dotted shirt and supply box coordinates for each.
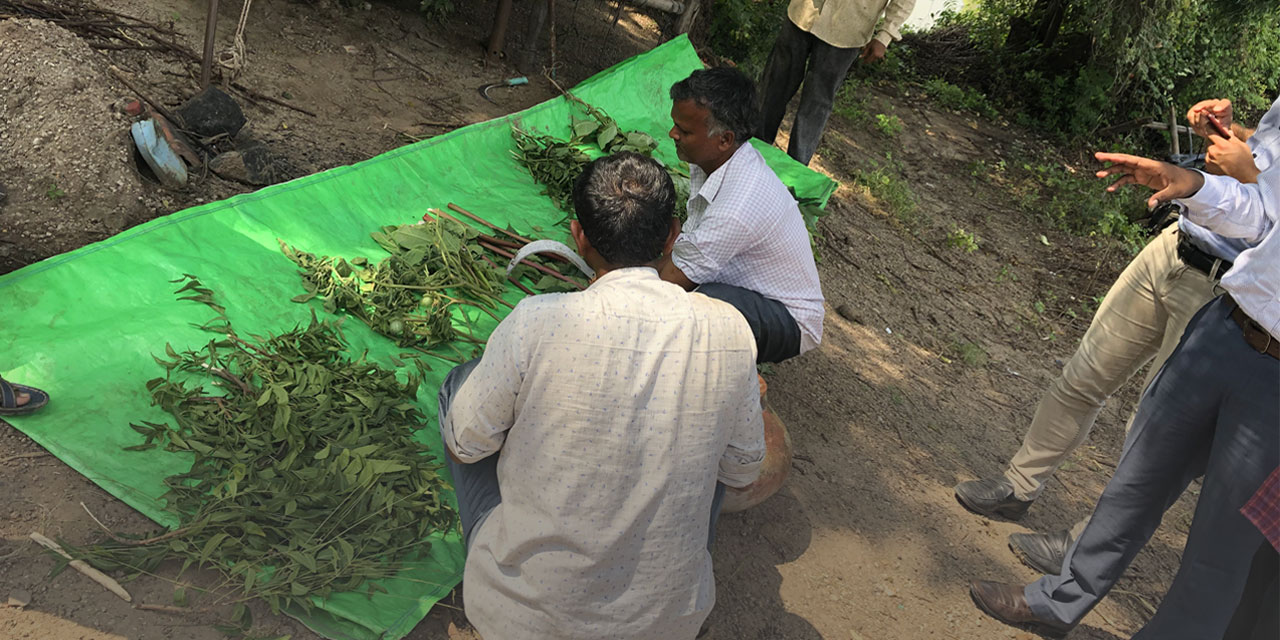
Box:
[439,152,765,640]
[758,0,917,165]
[661,68,825,363]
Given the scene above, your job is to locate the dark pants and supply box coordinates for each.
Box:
[439,359,729,552]
[1025,297,1280,638]
[757,18,861,166]
[696,283,802,363]
[1223,541,1280,640]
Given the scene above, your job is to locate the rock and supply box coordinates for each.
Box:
[836,303,863,324]
[174,86,246,139]
[209,150,251,184]
[7,588,31,608]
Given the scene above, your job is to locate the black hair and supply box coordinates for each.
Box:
[572,152,676,267]
[669,67,758,144]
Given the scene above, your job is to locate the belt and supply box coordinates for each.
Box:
[1177,232,1232,279]
[1229,297,1280,360]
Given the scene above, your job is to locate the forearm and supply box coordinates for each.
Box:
[657,253,697,291]
[874,0,918,46]
[1181,170,1276,242]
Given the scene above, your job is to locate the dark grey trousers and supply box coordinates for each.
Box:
[439,358,728,552]
[696,283,802,363]
[1224,541,1279,640]
[757,18,861,166]
[1025,296,1280,638]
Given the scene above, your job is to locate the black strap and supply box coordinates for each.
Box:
[0,377,15,409]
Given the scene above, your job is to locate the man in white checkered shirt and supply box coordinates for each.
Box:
[659,67,825,362]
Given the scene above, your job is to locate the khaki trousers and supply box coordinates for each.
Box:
[1003,224,1220,504]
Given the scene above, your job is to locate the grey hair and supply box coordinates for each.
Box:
[572,152,676,266]
[669,67,759,144]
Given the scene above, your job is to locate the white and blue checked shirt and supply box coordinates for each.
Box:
[672,143,825,353]
[1183,163,1280,339]
[442,267,765,640]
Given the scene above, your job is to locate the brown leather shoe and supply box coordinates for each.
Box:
[969,580,1071,638]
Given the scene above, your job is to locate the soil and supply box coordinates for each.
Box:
[1,1,1197,639]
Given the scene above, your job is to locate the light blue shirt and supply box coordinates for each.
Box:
[1178,95,1280,262]
[1183,164,1280,338]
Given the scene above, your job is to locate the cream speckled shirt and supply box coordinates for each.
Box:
[788,0,918,49]
[442,267,765,640]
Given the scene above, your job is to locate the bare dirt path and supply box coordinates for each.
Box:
[1,2,1194,638]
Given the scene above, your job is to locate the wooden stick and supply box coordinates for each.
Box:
[447,203,534,245]
[29,532,132,602]
[229,82,317,117]
[479,241,584,290]
[0,451,50,465]
[480,255,537,296]
[134,603,216,614]
[385,47,433,80]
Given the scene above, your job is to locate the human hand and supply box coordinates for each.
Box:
[1094,151,1206,209]
[1204,134,1260,183]
[860,40,887,63]
[1186,99,1233,139]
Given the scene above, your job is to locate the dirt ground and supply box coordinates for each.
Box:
[1,1,1198,638]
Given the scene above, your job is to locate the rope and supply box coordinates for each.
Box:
[216,0,253,79]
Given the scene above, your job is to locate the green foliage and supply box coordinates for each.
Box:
[511,92,687,221]
[946,226,981,253]
[874,113,905,137]
[853,165,917,225]
[834,83,871,124]
[418,0,453,20]
[46,182,65,200]
[703,0,789,74]
[68,277,456,618]
[1005,154,1147,251]
[950,340,988,367]
[282,218,521,362]
[931,1,1280,138]
[921,77,998,120]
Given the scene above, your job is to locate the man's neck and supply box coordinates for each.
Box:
[588,262,659,283]
[696,143,742,176]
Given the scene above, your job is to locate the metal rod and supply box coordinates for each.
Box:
[486,0,513,62]
[200,0,219,88]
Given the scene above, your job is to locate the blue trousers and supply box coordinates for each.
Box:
[438,359,728,552]
[696,283,802,364]
[1025,297,1279,638]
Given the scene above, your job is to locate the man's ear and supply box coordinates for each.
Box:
[662,217,681,255]
[718,129,737,151]
[570,219,591,256]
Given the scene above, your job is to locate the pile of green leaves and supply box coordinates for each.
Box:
[70,276,455,620]
[512,93,690,220]
[282,218,508,361]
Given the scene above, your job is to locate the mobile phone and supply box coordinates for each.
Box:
[1205,113,1231,138]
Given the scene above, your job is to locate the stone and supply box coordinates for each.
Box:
[7,588,31,608]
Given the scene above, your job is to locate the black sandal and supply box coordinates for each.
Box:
[0,376,49,416]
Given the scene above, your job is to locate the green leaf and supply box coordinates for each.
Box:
[200,533,229,563]
[571,118,599,138]
[291,292,317,303]
[597,123,618,150]
[243,521,266,537]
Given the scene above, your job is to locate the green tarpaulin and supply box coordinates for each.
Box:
[0,36,835,639]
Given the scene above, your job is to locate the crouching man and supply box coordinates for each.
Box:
[439,152,766,640]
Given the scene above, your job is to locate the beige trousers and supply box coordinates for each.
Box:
[1003,224,1221,509]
